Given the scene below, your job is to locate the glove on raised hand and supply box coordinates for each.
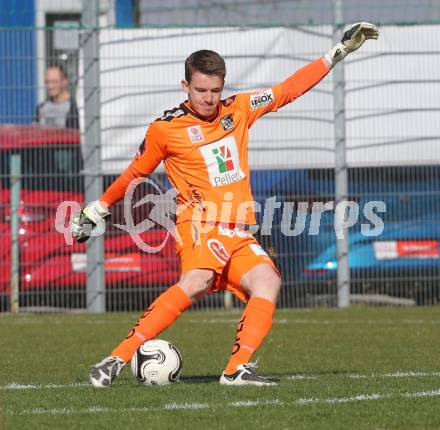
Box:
[325,22,379,66]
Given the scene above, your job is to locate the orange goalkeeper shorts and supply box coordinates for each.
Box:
[175,222,280,303]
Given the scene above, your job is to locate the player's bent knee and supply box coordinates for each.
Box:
[241,264,281,302]
[263,271,281,296]
[178,269,215,302]
[251,273,281,303]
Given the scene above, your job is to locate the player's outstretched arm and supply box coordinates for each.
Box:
[70,164,146,243]
[324,22,379,67]
[246,23,378,125]
[70,125,167,243]
[70,163,142,243]
[70,165,143,243]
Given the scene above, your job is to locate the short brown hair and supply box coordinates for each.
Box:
[185,50,226,83]
[47,64,68,80]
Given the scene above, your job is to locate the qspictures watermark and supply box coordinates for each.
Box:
[55,177,386,253]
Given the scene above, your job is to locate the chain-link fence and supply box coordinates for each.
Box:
[1,0,439,312]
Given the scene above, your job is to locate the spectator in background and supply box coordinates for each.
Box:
[34,64,79,129]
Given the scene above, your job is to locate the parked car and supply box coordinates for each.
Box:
[301,212,440,305]
[252,167,440,306]
[0,125,179,310]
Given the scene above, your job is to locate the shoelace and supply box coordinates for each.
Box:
[242,362,258,373]
[91,356,123,371]
[242,362,274,383]
[109,358,125,375]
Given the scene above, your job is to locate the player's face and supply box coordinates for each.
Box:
[181,71,224,118]
[44,68,68,99]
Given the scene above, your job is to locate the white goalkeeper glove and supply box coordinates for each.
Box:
[325,22,379,66]
[71,201,110,243]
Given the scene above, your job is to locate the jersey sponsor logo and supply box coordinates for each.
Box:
[199,136,246,187]
[218,225,253,239]
[220,114,234,131]
[160,108,185,121]
[207,239,230,264]
[214,146,234,173]
[186,125,204,144]
[249,243,268,256]
[250,89,274,111]
[187,188,205,213]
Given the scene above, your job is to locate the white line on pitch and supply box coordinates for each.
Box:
[230,399,283,407]
[285,371,440,380]
[0,382,90,390]
[286,375,318,380]
[401,389,440,398]
[3,370,440,391]
[295,393,388,405]
[347,371,440,379]
[164,402,209,410]
[8,389,440,416]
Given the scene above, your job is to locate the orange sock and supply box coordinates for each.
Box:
[224,297,275,374]
[111,285,191,362]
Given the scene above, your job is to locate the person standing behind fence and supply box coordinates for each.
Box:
[34,64,79,129]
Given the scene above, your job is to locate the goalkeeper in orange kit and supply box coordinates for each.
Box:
[71,22,379,386]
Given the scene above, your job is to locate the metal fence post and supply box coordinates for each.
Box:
[10,154,21,314]
[333,0,350,308]
[82,0,106,312]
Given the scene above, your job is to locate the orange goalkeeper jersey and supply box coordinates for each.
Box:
[101,58,330,225]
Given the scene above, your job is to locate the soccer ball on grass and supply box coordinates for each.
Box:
[131,339,183,386]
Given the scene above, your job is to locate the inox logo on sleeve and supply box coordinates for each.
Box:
[250,89,274,111]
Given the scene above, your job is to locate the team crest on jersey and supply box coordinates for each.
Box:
[199,136,245,187]
[186,125,204,144]
[220,114,234,131]
[250,89,274,111]
[207,239,230,264]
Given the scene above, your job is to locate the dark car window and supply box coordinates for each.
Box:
[0,145,83,193]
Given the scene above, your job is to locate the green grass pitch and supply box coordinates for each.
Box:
[1,307,440,429]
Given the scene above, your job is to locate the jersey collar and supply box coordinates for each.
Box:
[180,101,220,123]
